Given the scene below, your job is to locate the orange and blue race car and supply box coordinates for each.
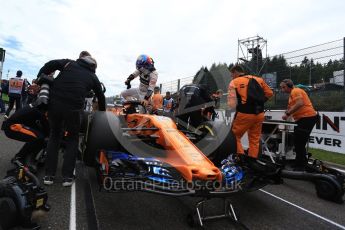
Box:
[80,100,283,226]
[79,92,344,226]
[81,100,281,197]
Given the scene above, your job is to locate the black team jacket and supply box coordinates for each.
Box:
[37,57,105,111]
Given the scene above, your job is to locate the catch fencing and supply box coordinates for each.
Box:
[160,38,345,112]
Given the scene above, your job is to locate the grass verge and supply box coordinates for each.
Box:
[309,148,345,166]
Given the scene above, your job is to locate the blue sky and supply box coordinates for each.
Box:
[1,0,345,96]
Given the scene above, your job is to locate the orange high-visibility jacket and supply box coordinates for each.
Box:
[228,75,273,112]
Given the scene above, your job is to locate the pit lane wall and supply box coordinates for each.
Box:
[216,110,345,154]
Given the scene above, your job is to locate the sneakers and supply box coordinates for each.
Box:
[43,176,75,186]
[43,174,75,186]
[62,177,75,187]
[43,176,55,185]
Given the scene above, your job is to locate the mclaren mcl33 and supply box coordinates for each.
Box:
[81,101,281,198]
[79,101,344,227]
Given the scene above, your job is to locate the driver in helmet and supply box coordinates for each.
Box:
[121,54,158,107]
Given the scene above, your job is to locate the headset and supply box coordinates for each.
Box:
[282,79,294,88]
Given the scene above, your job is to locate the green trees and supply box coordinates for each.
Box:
[193,55,344,90]
[192,63,230,94]
[191,55,344,111]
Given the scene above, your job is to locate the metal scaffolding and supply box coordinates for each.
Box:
[237,35,267,74]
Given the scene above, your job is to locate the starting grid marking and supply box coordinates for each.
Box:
[68,184,345,230]
[67,166,345,230]
[69,183,76,230]
[260,189,345,230]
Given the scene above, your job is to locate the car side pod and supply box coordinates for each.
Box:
[280,169,344,203]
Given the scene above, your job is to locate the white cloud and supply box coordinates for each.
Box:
[1,0,344,96]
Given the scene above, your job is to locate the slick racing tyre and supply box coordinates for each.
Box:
[83,111,122,166]
[195,121,236,166]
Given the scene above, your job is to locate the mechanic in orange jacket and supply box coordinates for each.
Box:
[150,86,163,114]
[228,65,273,159]
[280,79,318,169]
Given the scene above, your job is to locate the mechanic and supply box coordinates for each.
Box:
[228,65,273,159]
[175,84,215,128]
[163,91,175,117]
[121,54,158,107]
[37,51,105,187]
[1,105,49,173]
[149,86,163,114]
[280,79,318,170]
[212,89,223,109]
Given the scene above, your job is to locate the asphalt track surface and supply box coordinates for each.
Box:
[1,115,345,230]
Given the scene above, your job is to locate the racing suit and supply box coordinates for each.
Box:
[228,75,273,158]
[121,69,158,101]
[1,106,49,167]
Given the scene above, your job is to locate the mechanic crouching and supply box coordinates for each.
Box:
[1,105,49,173]
[37,51,105,187]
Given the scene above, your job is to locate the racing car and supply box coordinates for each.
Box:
[80,100,282,227]
[79,83,343,227]
[82,101,280,190]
